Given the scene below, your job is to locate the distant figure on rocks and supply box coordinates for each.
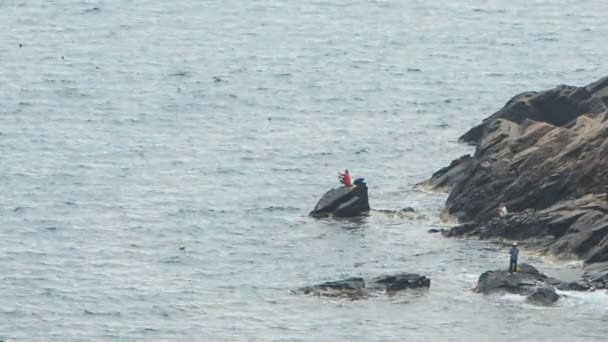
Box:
[338,170,352,187]
[497,203,508,218]
[509,242,519,274]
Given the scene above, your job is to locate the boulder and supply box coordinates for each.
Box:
[299,273,430,300]
[310,181,370,218]
[526,284,560,305]
[476,263,564,304]
[476,263,545,295]
[427,76,608,267]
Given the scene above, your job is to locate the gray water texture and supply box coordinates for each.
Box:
[1,0,608,341]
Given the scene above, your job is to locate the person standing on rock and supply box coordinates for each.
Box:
[338,170,352,187]
[509,242,519,274]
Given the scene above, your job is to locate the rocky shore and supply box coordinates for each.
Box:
[427,76,608,289]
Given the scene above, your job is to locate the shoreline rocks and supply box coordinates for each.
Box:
[299,273,430,300]
[427,76,608,270]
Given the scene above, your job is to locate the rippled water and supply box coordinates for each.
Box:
[1,0,608,340]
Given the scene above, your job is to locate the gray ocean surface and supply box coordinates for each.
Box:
[1,0,608,341]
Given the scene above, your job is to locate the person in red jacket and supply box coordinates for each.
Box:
[338,170,352,187]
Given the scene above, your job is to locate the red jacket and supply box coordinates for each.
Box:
[340,172,352,186]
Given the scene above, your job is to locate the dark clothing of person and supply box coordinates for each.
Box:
[510,246,519,259]
[509,246,519,273]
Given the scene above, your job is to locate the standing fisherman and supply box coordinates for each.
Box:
[509,242,519,274]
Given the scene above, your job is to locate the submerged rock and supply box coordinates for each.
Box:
[310,180,370,218]
[374,207,425,220]
[527,284,560,305]
[300,277,367,299]
[299,273,430,300]
[427,76,608,268]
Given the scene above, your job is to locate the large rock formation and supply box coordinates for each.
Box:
[299,273,430,299]
[310,181,370,218]
[428,76,608,267]
[476,263,560,305]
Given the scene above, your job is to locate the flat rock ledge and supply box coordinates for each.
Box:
[299,273,430,300]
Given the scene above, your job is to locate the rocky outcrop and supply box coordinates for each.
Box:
[299,273,430,299]
[476,263,545,294]
[425,155,473,189]
[429,76,608,267]
[310,181,370,218]
[476,263,560,304]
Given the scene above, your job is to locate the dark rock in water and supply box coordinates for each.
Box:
[367,273,431,292]
[474,262,603,304]
[428,228,443,233]
[310,182,370,218]
[427,76,608,268]
[299,273,429,300]
[557,280,593,291]
[476,263,563,304]
[527,284,560,305]
[476,263,544,295]
[300,277,367,299]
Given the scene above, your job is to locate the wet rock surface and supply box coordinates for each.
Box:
[476,263,546,294]
[310,183,370,218]
[299,273,430,300]
[476,263,562,304]
[527,284,560,305]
